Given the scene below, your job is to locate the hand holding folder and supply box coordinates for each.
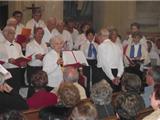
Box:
[12,55,32,67]
[62,50,89,67]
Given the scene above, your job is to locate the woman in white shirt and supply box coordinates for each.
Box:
[43,35,64,88]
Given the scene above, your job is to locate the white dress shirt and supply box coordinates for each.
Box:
[0,31,5,43]
[26,19,46,37]
[74,33,87,50]
[25,39,48,67]
[43,49,63,88]
[52,29,73,50]
[0,40,23,69]
[97,39,124,80]
[80,40,98,60]
[15,23,25,36]
[70,28,79,44]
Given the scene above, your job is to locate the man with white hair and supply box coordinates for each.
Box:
[42,17,57,50]
[0,26,25,90]
[97,28,124,92]
[52,20,73,50]
[26,9,46,37]
[0,17,17,43]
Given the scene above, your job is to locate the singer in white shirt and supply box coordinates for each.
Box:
[26,10,46,37]
[0,26,25,90]
[26,27,48,86]
[43,35,64,88]
[52,20,73,50]
[97,28,124,91]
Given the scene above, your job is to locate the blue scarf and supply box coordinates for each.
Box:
[88,43,97,58]
[130,44,142,58]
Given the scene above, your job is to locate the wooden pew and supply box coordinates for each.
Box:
[23,108,41,120]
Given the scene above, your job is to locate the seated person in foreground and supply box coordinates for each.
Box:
[121,72,142,94]
[90,79,114,119]
[143,84,160,120]
[57,82,80,108]
[68,99,98,120]
[114,92,145,120]
[0,109,25,120]
[63,66,87,100]
[0,83,28,112]
[39,82,81,120]
[27,70,58,109]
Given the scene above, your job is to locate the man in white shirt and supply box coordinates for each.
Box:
[0,26,26,90]
[63,66,87,100]
[52,20,73,50]
[97,28,124,92]
[65,19,79,47]
[12,10,25,36]
[74,23,90,50]
[26,9,46,37]
[42,17,57,50]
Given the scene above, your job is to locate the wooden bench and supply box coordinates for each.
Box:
[23,108,41,120]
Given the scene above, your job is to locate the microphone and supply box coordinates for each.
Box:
[59,51,63,67]
[60,50,63,59]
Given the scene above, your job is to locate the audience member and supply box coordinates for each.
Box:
[68,99,98,120]
[142,66,160,107]
[43,35,64,88]
[0,83,28,111]
[63,66,87,100]
[146,40,160,65]
[114,92,145,120]
[58,82,80,108]
[143,84,160,120]
[90,79,114,119]
[0,110,25,120]
[121,72,142,94]
[27,70,57,109]
[39,105,70,120]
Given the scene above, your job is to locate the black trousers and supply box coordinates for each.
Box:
[94,68,121,92]
[6,68,25,91]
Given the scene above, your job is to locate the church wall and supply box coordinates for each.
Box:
[93,1,136,39]
[8,1,63,24]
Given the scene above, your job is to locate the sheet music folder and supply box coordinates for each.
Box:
[62,50,89,67]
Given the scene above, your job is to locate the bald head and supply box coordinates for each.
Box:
[46,17,57,31]
[6,17,17,28]
[63,66,79,83]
